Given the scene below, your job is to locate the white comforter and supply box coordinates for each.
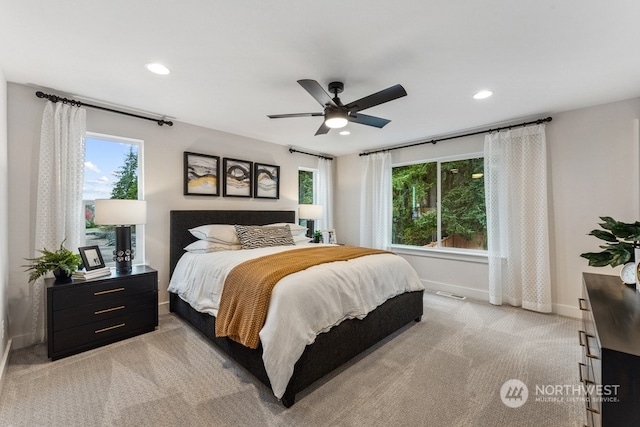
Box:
[167,243,424,399]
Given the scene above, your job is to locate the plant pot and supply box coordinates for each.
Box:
[53,268,72,284]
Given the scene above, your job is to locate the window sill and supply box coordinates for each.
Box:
[390,244,488,264]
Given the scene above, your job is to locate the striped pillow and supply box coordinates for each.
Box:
[234,225,295,249]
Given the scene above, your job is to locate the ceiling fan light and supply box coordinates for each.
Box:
[324,111,348,129]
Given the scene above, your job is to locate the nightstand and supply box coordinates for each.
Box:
[46,265,158,360]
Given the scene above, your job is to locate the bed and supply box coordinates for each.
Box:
[168,209,424,407]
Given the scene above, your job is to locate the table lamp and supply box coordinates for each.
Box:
[298,204,323,239]
[94,199,147,274]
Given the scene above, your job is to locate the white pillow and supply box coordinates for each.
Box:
[292,234,310,243]
[265,222,307,236]
[189,224,240,244]
[184,240,242,253]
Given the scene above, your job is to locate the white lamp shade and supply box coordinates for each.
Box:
[299,204,323,220]
[94,199,147,225]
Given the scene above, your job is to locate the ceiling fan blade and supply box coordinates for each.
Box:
[345,84,407,113]
[298,79,338,108]
[267,112,323,119]
[348,113,391,128]
[314,122,331,136]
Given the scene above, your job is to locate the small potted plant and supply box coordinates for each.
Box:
[313,230,323,243]
[23,241,82,284]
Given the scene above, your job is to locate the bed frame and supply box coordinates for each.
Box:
[169,210,424,407]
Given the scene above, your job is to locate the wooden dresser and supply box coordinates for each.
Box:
[46,265,158,360]
[579,273,640,427]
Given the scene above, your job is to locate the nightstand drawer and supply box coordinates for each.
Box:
[47,266,158,360]
[52,274,156,310]
[52,291,156,332]
[52,307,157,355]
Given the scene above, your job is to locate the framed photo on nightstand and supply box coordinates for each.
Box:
[321,229,338,245]
[78,245,106,271]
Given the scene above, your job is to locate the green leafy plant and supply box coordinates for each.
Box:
[580,217,640,267]
[313,230,323,243]
[23,241,82,282]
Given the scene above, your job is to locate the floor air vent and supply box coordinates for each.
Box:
[435,291,466,300]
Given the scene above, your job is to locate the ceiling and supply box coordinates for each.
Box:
[2,1,640,157]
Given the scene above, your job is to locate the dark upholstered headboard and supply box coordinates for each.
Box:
[169,210,296,277]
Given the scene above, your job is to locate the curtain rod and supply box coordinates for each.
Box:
[35,91,174,126]
[359,116,552,156]
[288,147,334,160]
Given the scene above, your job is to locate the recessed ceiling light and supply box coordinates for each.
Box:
[473,90,493,100]
[339,130,350,136]
[145,63,170,75]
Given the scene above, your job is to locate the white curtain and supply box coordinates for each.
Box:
[484,124,551,313]
[360,152,392,249]
[31,101,86,343]
[315,158,333,230]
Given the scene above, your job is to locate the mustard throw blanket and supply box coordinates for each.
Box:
[215,245,391,349]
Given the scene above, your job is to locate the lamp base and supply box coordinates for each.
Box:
[306,220,316,239]
[113,226,133,274]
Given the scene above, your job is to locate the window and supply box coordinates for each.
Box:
[83,133,144,266]
[392,156,486,251]
[298,168,316,228]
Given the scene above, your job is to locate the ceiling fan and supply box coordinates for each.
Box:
[267,79,407,135]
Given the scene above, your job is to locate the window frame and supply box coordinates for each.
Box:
[390,151,487,259]
[84,131,145,267]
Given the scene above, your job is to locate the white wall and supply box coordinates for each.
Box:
[335,97,640,317]
[0,68,10,385]
[7,82,318,349]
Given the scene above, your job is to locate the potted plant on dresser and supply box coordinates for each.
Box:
[23,241,82,284]
[580,216,640,286]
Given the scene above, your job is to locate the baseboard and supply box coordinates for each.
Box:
[422,279,581,319]
[159,300,170,316]
[422,279,490,302]
[0,338,12,392]
[9,333,32,351]
[553,302,581,319]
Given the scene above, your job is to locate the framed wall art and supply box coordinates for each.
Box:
[78,245,106,271]
[223,158,253,197]
[184,152,220,196]
[254,163,280,199]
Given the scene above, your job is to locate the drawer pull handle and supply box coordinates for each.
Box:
[579,330,599,360]
[578,298,589,311]
[95,323,125,334]
[586,404,600,414]
[578,363,594,384]
[578,330,586,346]
[94,305,125,315]
[94,287,125,296]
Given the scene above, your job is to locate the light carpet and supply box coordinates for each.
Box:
[0,293,584,426]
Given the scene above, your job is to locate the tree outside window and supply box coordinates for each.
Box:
[83,134,143,266]
[392,157,486,250]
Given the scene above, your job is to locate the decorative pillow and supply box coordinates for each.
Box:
[189,224,240,244]
[234,225,295,249]
[184,240,242,253]
[265,222,308,236]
